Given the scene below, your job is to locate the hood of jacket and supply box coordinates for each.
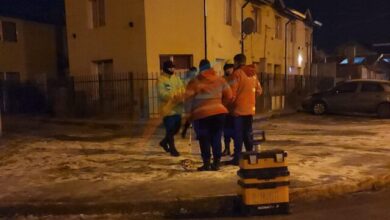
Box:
[240,65,257,77]
[197,68,218,82]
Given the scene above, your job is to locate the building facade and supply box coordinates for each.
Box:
[65,0,318,76]
[0,16,58,83]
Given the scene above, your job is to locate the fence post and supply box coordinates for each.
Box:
[128,72,134,118]
[68,76,75,116]
[0,108,2,137]
[98,74,104,114]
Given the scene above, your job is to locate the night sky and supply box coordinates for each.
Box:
[0,0,389,51]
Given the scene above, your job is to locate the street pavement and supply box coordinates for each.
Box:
[222,189,390,220]
[0,113,389,217]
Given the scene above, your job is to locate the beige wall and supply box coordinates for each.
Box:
[242,4,312,75]
[22,20,57,82]
[206,0,242,71]
[65,0,313,76]
[65,0,148,74]
[144,0,204,74]
[0,16,57,82]
[0,17,27,80]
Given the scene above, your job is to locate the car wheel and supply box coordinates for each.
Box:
[377,103,390,119]
[312,101,326,115]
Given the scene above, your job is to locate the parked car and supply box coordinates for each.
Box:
[302,79,390,118]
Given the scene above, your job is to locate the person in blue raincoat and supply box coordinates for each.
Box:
[181,67,198,138]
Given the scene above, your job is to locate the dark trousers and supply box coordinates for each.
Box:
[181,120,191,137]
[223,114,234,150]
[194,114,226,162]
[233,115,254,161]
[161,114,182,150]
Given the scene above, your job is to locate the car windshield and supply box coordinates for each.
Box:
[333,82,358,94]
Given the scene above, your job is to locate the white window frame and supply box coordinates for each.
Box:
[88,0,106,28]
[225,0,233,26]
[253,7,262,34]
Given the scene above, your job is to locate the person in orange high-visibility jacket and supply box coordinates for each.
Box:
[184,59,233,171]
[228,54,262,165]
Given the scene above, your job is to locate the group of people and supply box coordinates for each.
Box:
[157,54,262,171]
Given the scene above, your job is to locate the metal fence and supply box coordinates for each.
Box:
[1,72,335,118]
[0,80,47,114]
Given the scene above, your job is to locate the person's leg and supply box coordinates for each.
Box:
[210,114,225,170]
[223,115,234,156]
[159,116,171,153]
[222,134,231,156]
[167,115,181,156]
[195,117,211,171]
[222,121,231,156]
[243,115,254,152]
[231,116,243,165]
[181,120,190,138]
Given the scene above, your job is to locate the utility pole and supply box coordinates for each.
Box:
[0,109,2,137]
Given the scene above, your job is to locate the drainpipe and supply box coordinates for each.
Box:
[284,19,293,96]
[241,0,250,54]
[204,0,208,59]
[309,29,313,77]
[284,19,293,77]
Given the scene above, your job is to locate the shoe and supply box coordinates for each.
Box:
[211,159,221,171]
[159,141,170,153]
[197,160,211,171]
[170,148,180,157]
[226,159,239,166]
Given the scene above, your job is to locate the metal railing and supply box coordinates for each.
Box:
[1,72,334,118]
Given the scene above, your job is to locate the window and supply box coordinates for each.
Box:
[253,7,261,33]
[6,72,20,81]
[159,55,193,72]
[1,21,17,42]
[0,72,20,82]
[361,83,384,93]
[340,59,348,65]
[335,82,358,94]
[90,0,105,28]
[93,59,113,77]
[354,57,365,64]
[225,0,233,26]
[275,16,282,39]
[290,21,296,42]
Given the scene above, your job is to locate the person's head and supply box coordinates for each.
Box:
[223,63,234,76]
[199,59,211,72]
[163,60,175,75]
[233,54,246,68]
[186,66,198,78]
[189,66,197,73]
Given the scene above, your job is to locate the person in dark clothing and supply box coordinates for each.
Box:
[222,63,235,156]
[157,60,185,157]
[185,59,233,171]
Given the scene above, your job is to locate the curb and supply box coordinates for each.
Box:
[1,176,389,218]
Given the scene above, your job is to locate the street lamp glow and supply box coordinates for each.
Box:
[298,54,303,67]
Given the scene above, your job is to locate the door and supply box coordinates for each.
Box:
[325,82,359,113]
[355,82,385,113]
[159,55,193,74]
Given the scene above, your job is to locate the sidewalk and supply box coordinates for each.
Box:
[1,113,390,218]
